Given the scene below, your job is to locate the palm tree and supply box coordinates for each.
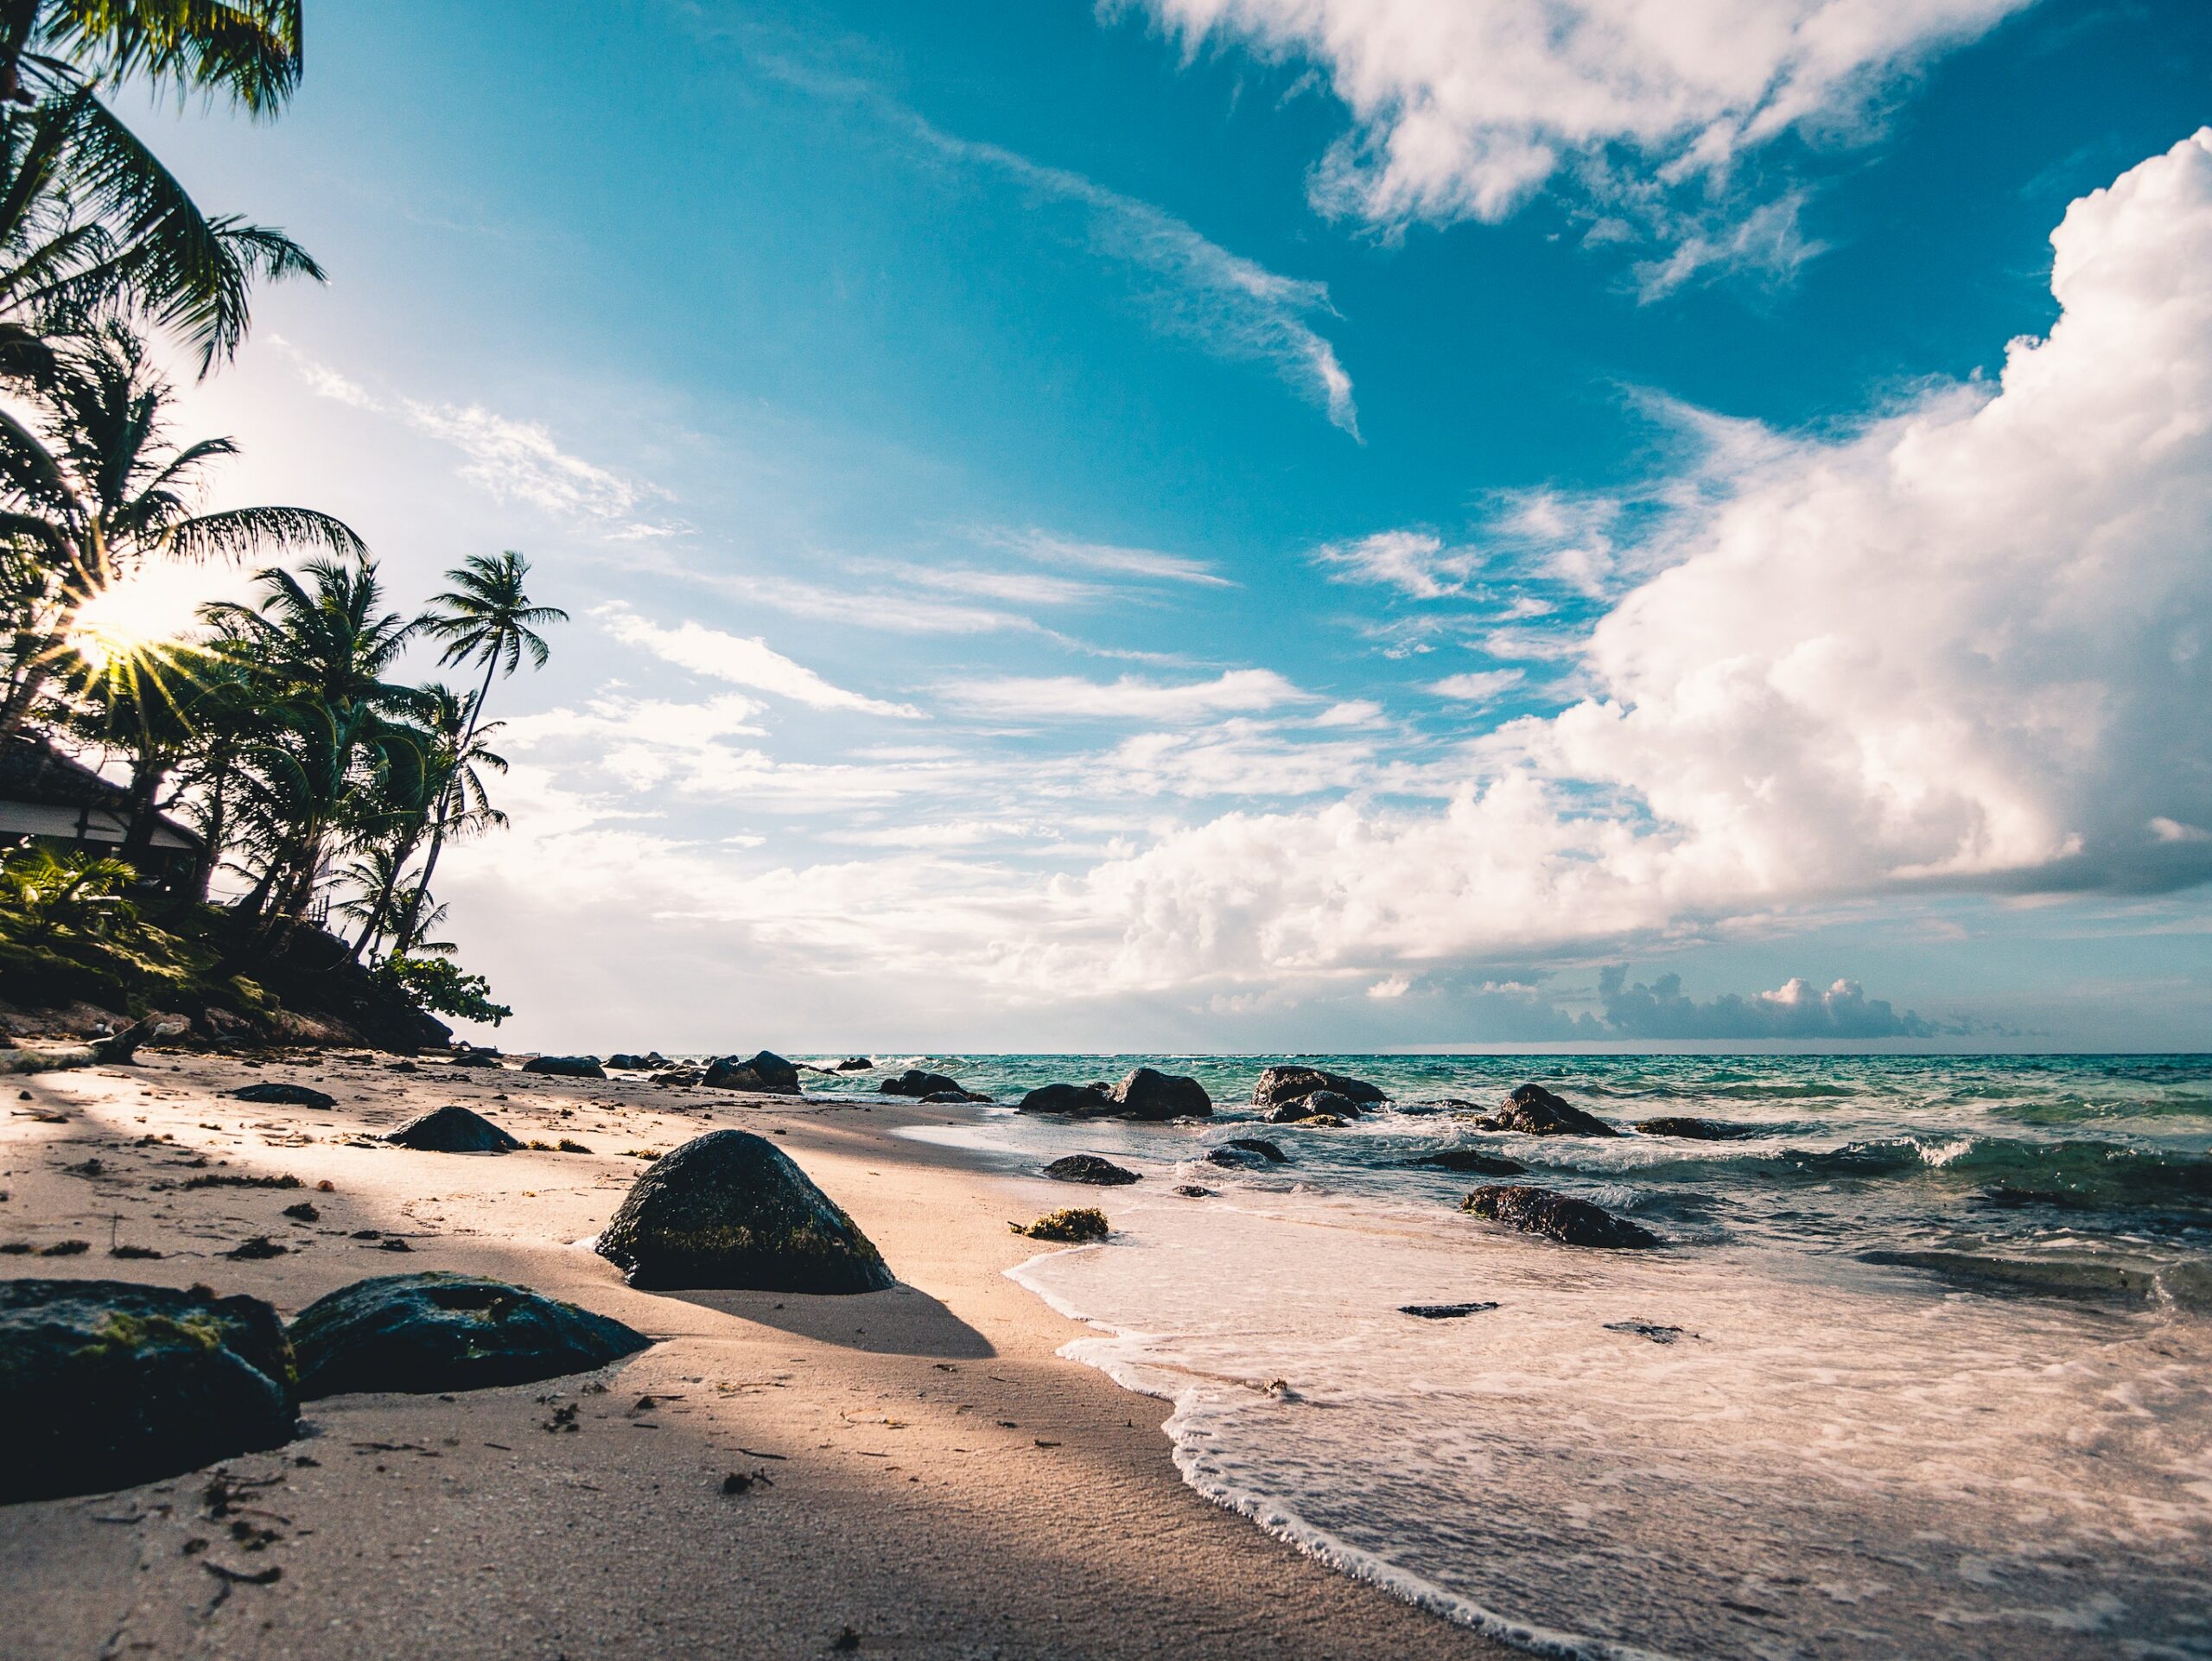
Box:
[342,684,507,961]
[200,554,424,921]
[61,629,213,866]
[0,4,317,376]
[0,2,303,114]
[391,551,562,950]
[0,321,362,736]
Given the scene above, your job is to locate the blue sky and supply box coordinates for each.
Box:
[117,0,2212,1051]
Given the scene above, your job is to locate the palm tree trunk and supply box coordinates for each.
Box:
[389,655,497,953]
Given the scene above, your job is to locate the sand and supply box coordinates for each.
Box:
[0,1047,1509,1660]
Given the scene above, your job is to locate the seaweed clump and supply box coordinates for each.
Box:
[1009,1208,1109,1244]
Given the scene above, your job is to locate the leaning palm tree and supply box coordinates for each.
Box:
[390,551,562,950]
[0,321,362,735]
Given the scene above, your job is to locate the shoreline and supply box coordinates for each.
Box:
[0,1046,1508,1660]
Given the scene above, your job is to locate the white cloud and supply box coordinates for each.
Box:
[1032,131,2212,986]
[1119,0,2028,279]
[273,341,678,538]
[1312,529,1479,598]
[1426,669,1526,703]
[987,527,1235,588]
[601,605,925,717]
[941,668,1311,722]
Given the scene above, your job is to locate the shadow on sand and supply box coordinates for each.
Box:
[664,1282,997,1359]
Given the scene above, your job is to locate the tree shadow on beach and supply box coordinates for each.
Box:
[664,1282,997,1359]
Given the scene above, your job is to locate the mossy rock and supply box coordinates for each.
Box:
[1460,1185,1658,1249]
[0,1278,296,1503]
[1011,1207,1109,1244]
[594,1130,893,1294]
[288,1272,651,1398]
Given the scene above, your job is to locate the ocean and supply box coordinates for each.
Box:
[804,1053,2212,1660]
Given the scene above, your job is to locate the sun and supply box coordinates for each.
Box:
[66,575,199,672]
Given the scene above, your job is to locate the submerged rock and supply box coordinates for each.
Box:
[834,1057,874,1072]
[1252,1066,1384,1115]
[702,1051,801,1094]
[288,1272,651,1398]
[1859,1248,2157,1304]
[1405,1149,1528,1176]
[1273,1111,1349,1128]
[1109,1066,1212,1120]
[0,1278,296,1503]
[880,1068,961,1098]
[1017,1082,1115,1117]
[230,1081,335,1109]
[1206,1137,1289,1169]
[594,1130,894,1294]
[1468,1084,1618,1137]
[521,1054,606,1079]
[1044,1155,1141,1186]
[1173,1184,1214,1198]
[1460,1184,1659,1249]
[1224,1137,1287,1162]
[1634,1117,1758,1140]
[1604,1320,1690,1344]
[1265,1088,1365,1123]
[385,1104,523,1154]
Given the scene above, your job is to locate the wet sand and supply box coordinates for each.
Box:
[0,1047,1507,1660]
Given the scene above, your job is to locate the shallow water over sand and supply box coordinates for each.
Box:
[850,1055,2212,1658]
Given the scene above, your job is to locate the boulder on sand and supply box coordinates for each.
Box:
[522,1054,606,1079]
[288,1272,651,1398]
[1460,1184,1658,1249]
[1252,1066,1383,1116]
[594,1129,894,1294]
[1044,1155,1141,1186]
[1266,1088,1364,1123]
[385,1104,523,1154]
[231,1081,335,1109]
[880,1068,961,1098]
[1469,1083,1618,1137]
[606,1053,668,1072]
[0,1278,296,1503]
[449,1048,503,1068]
[702,1051,801,1094]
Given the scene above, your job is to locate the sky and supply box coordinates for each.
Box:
[105,0,2212,1052]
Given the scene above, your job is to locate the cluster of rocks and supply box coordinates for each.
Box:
[878,1068,989,1103]
[702,1051,802,1094]
[0,1272,652,1505]
[1016,1066,1211,1121]
[1253,1066,1385,1125]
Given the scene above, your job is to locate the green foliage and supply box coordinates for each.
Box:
[0,842,136,940]
[382,951,512,1027]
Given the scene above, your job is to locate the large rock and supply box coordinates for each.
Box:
[880,1068,961,1098]
[385,1104,523,1154]
[1108,1066,1212,1120]
[834,1057,874,1072]
[522,1054,606,1079]
[1252,1066,1382,1115]
[606,1053,668,1072]
[594,1130,894,1294]
[0,1278,296,1503]
[1018,1082,1115,1117]
[1266,1089,1365,1124]
[288,1272,651,1398]
[231,1081,335,1109]
[449,1048,504,1069]
[1044,1155,1141,1186]
[702,1051,801,1094]
[1460,1185,1658,1249]
[1469,1084,1618,1137]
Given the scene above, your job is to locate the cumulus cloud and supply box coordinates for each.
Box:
[1037,132,2212,989]
[1116,0,2027,280]
[1598,968,1931,1039]
[601,606,925,717]
[941,669,1310,722]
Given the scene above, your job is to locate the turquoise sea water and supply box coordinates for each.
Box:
[803,1053,2212,1659]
